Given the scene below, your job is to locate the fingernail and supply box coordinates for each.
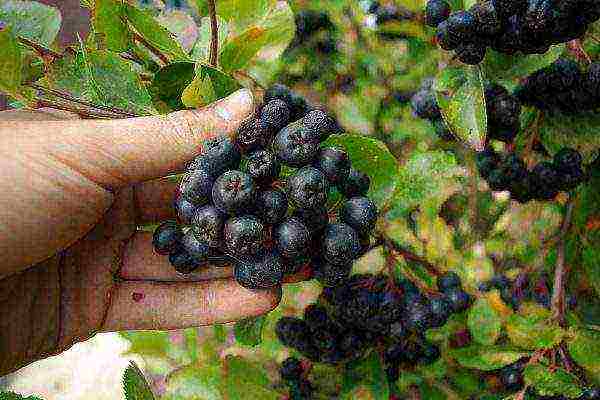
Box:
[214,88,254,121]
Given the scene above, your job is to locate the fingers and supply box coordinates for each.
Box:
[120,232,233,281]
[0,89,254,191]
[102,279,281,331]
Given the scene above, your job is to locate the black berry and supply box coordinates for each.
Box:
[191,205,225,247]
[274,217,311,259]
[340,197,378,234]
[323,223,361,265]
[273,120,320,167]
[212,170,256,215]
[223,216,266,257]
[287,167,330,210]
[245,149,281,184]
[234,251,284,289]
[254,189,288,225]
[312,147,351,185]
[152,221,183,255]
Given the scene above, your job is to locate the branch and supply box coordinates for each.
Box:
[18,36,62,59]
[551,196,575,327]
[207,0,219,67]
[36,98,124,119]
[381,233,441,277]
[132,32,170,65]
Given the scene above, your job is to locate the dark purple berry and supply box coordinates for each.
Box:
[302,109,339,141]
[255,189,288,225]
[168,250,200,274]
[437,272,462,292]
[246,149,281,183]
[274,218,311,259]
[340,168,370,198]
[191,205,225,247]
[174,195,197,225]
[313,147,351,185]
[340,197,378,234]
[425,0,451,27]
[273,120,320,167]
[212,170,256,215]
[179,169,213,206]
[180,230,210,265]
[260,99,291,132]
[234,251,284,289]
[323,223,361,265]
[153,221,183,255]
[223,216,265,257]
[287,167,330,210]
[280,357,303,381]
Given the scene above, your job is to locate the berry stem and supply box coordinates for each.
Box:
[18,36,62,60]
[207,0,219,67]
[381,233,442,277]
[550,195,575,327]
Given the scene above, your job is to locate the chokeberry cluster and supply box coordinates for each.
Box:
[476,147,587,202]
[275,272,472,381]
[279,357,313,400]
[426,0,600,64]
[152,84,380,290]
[411,79,521,142]
[515,59,600,114]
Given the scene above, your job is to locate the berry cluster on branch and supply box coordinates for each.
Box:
[153,84,380,290]
[425,0,600,64]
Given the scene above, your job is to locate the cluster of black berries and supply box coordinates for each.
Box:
[479,272,577,311]
[425,0,600,64]
[477,147,587,202]
[275,272,472,384]
[515,59,600,114]
[279,357,313,400]
[491,359,600,400]
[411,79,521,142]
[152,84,380,290]
[288,10,336,54]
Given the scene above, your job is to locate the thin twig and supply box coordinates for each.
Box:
[207,0,219,67]
[30,83,139,117]
[36,99,122,119]
[132,32,170,65]
[381,234,441,277]
[18,36,62,59]
[550,196,575,327]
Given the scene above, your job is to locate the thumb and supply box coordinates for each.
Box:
[5,89,254,190]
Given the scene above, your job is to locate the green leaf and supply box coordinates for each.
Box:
[0,392,44,400]
[539,112,600,164]
[92,0,129,52]
[434,65,487,151]
[0,0,61,46]
[568,328,600,379]
[215,0,272,30]
[219,1,295,72]
[523,364,582,399]
[341,352,390,400]
[181,63,241,108]
[388,149,463,218]
[505,310,566,350]
[124,4,191,62]
[156,10,199,52]
[450,345,530,371]
[323,134,398,207]
[234,316,267,347]
[0,25,23,98]
[120,331,171,357]
[164,364,223,400]
[220,356,279,400]
[45,49,156,115]
[191,16,229,62]
[467,297,502,345]
[482,45,564,88]
[150,62,196,111]
[123,361,156,400]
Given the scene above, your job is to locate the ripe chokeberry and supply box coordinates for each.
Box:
[287,167,330,210]
[245,149,281,184]
[293,205,329,234]
[174,195,197,225]
[340,168,371,198]
[323,223,361,265]
[191,205,225,247]
[198,136,241,178]
[313,147,351,185]
[274,217,311,259]
[223,216,265,257]
[152,221,183,255]
[260,99,291,132]
[273,120,320,167]
[180,230,210,265]
[254,189,288,225]
[437,271,462,292]
[340,197,378,234]
[302,109,338,141]
[168,250,200,274]
[179,168,213,207]
[212,170,256,215]
[425,0,451,27]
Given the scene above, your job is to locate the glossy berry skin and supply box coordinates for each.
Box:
[191,205,225,248]
[273,120,320,167]
[235,117,271,153]
[212,170,256,215]
[313,147,351,185]
[446,288,472,312]
[280,357,303,381]
[198,136,241,178]
[179,168,213,207]
[323,223,361,265]
[223,216,265,257]
[425,0,451,27]
[174,195,197,225]
[436,20,460,50]
[264,84,293,107]
[254,189,288,225]
[445,11,476,41]
[287,167,330,210]
[152,221,183,255]
[470,1,501,36]
[340,168,370,198]
[245,149,281,183]
[531,162,560,200]
[274,218,311,259]
[302,109,338,142]
[260,99,291,132]
[404,297,434,331]
[234,251,284,289]
[340,197,378,234]
[180,230,210,265]
[169,250,199,274]
[437,272,462,292]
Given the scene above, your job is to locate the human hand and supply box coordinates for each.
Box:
[0,89,281,376]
